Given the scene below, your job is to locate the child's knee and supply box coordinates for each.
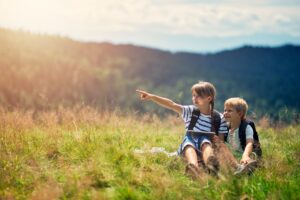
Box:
[201,142,212,152]
[184,145,197,155]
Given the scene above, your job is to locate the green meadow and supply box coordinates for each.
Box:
[1,107,299,200]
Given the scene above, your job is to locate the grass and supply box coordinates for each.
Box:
[0,107,300,199]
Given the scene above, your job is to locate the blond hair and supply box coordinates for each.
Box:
[224,97,248,119]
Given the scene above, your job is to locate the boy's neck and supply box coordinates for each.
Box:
[230,120,241,130]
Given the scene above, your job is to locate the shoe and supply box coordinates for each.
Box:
[206,156,220,177]
[234,164,246,175]
[234,160,258,175]
[185,163,202,180]
[250,152,258,160]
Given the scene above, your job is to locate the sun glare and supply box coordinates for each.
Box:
[0,0,72,33]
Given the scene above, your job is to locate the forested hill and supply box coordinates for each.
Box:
[0,28,299,120]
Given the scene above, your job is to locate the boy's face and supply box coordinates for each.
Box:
[223,104,242,123]
[192,90,212,108]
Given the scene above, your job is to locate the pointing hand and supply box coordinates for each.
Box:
[136,89,152,100]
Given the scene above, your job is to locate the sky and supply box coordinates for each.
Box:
[0,0,300,53]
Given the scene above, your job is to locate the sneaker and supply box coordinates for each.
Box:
[185,163,203,180]
[250,152,258,160]
[234,160,258,175]
[206,156,220,177]
[234,164,246,175]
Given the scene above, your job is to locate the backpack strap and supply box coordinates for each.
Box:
[224,126,229,142]
[188,108,200,131]
[188,108,221,134]
[249,121,259,142]
[238,119,248,150]
[238,119,262,157]
[211,110,221,135]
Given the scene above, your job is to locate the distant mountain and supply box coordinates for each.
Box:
[0,28,299,120]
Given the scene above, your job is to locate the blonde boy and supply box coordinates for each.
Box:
[223,97,257,166]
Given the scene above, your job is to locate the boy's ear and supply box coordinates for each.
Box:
[238,111,243,118]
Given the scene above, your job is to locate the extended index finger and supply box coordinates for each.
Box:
[136,89,145,94]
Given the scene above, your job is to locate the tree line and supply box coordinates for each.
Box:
[0,28,299,122]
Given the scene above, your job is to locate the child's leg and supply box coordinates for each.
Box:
[201,142,220,174]
[211,135,239,171]
[201,142,214,163]
[183,146,206,180]
[183,146,199,167]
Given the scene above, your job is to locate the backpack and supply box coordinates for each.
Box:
[188,108,221,134]
[225,119,262,157]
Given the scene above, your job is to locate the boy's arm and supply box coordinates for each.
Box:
[240,139,254,164]
[240,124,254,164]
[136,89,183,115]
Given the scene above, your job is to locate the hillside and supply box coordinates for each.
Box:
[0,28,300,120]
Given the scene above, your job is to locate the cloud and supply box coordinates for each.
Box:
[0,0,299,39]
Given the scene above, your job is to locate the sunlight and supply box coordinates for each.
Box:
[0,0,145,35]
[1,0,300,38]
[0,0,68,33]
[0,0,299,52]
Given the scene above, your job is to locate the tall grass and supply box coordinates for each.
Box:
[0,107,299,199]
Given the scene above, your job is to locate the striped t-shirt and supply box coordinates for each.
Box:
[181,105,228,134]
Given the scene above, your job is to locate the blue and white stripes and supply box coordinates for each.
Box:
[181,105,228,134]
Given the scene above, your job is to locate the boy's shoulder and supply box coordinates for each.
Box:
[240,119,256,126]
[239,119,257,133]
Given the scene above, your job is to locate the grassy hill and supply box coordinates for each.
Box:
[0,28,300,121]
[1,28,299,199]
[1,108,299,199]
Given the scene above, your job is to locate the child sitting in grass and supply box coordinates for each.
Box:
[136,81,228,179]
[221,97,259,174]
